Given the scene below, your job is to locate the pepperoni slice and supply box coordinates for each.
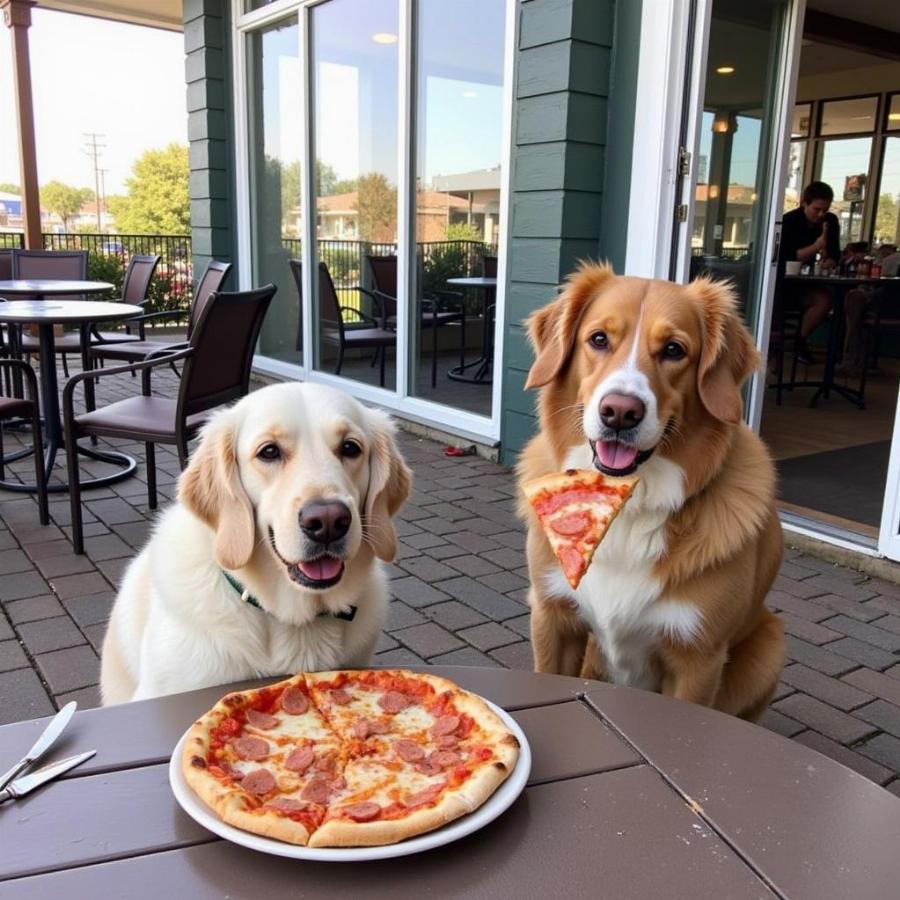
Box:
[232,736,269,761]
[339,801,381,822]
[368,719,390,734]
[407,784,443,807]
[281,686,309,715]
[378,691,410,714]
[246,709,279,730]
[431,714,460,737]
[550,511,592,536]
[284,745,315,773]
[560,545,585,582]
[351,718,372,740]
[414,761,442,776]
[301,777,331,805]
[265,797,305,814]
[429,749,461,768]
[437,735,459,749]
[394,739,426,763]
[241,768,275,796]
[331,688,352,706]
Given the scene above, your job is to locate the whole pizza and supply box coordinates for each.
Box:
[182,669,521,847]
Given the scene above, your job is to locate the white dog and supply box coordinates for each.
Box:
[100,382,412,704]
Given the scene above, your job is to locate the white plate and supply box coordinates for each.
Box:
[169,699,531,862]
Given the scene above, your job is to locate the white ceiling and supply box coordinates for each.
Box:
[37,0,182,32]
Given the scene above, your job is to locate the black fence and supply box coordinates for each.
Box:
[0,232,193,315]
[691,246,750,260]
[281,238,497,318]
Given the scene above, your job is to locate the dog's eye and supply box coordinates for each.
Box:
[662,341,686,361]
[340,440,363,460]
[257,443,282,461]
[588,331,609,350]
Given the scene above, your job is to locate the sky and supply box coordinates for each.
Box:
[0,8,187,196]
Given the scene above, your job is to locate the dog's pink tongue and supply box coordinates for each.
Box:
[298,556,343,581]
[597,441,638,471]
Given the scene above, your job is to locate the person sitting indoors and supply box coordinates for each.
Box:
[778,181,841,365]
[841,242,875,377]
[881,244,900,278]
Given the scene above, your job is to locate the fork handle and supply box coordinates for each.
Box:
[0,789,13,804]
[0,758,30,793]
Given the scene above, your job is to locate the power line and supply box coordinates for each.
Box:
[82,133,106,231]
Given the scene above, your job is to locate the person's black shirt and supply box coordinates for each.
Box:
[778,207,841,279]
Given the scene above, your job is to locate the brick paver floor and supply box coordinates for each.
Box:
[2,357,900,799]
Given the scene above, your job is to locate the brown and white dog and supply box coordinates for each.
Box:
[517,264,784,720]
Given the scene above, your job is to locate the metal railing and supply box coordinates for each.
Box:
[0,232,193,314]
[281,238,498,320]
[691,246,750,260]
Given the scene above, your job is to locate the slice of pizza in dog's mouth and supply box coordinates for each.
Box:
[267,528,345,590]
[523,468,639,589]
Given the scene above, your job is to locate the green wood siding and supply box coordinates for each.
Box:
[184,0,237,280]
[499,0,640,466]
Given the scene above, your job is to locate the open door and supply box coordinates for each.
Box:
[670,0,805,433]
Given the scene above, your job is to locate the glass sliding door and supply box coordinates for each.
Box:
[247,17,302,365]
[686,0,791,330]
[309,0,399,390]
[410,0,507,417]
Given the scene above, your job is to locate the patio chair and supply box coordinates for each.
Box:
[0,358,49,526]
[14,252,160,377]
[289,260,396,387]
[0,250,13,393]
[63,282,276,554]
[88,259,231,372]
[366,254,466,388]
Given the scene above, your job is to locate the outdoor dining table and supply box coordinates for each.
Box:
[0,283,142,492]
[782,274,900,409]
[446,276,497,384]
[1,665,898,899]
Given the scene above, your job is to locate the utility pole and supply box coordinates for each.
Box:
[82,132,106,231]
[98,167,108,231]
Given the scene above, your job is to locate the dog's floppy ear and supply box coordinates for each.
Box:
[363,410,412,561]
[525,262,614,389]
[178,410,256,570]
[693,277,762,425]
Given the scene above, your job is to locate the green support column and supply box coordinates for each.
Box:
[184,0,237,283]
[499,0,641,466]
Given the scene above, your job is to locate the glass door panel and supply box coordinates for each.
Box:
[686,0,790,330]
[248,17,302,365]
[310,0,398,390]
[875,136,900,246]
[409,0,507,417]
[817,137,873,244]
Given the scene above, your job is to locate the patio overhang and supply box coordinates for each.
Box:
[1,0,183,250]
[38,0,182,32]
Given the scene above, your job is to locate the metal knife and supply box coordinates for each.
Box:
[0,750,96,803]
[0,701,77,792]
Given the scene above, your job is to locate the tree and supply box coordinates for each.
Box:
[41,181,93,229]
[107,143,189,234]
[354,172,397,242]
[445,221,483,242]
[874,193,899,245]
[0,183,19,195]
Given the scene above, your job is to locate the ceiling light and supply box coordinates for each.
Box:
[716,66,735,75]
[889,113,900,122]
[372,32,398,44]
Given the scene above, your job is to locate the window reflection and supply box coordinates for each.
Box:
[248,18,302,365]
[410,0,506,417]
[311,0,398,389]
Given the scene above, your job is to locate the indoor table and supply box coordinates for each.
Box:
[0,285,142,492]
[446,276,497,384]
[1,666,898,899]
[782,274,900,409]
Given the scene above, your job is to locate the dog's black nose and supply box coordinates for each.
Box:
[599,393,645,431]
[300,501,352,544]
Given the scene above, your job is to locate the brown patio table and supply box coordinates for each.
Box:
[1,665,898,899]
[0,289,142,493]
